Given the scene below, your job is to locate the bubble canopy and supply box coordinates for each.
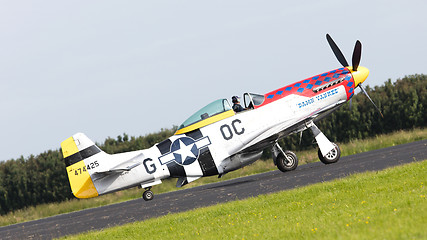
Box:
[175,99,234,135]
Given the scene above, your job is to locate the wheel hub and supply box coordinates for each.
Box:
[285,155,294,166]
[325,148,337,160]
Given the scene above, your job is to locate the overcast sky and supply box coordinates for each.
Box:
[1,0,426,161]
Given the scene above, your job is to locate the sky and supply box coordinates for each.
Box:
[0,0,426,161]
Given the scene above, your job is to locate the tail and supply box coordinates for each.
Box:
[61,133,102,198]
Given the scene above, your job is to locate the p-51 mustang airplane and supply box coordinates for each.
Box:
[61,34,381,201]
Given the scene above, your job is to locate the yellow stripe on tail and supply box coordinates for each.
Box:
[61,135,99,198]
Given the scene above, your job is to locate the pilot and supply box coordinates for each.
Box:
[232,96,245,113]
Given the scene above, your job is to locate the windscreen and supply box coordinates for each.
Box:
[178,99,232,130]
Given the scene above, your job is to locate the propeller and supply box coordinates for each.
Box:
[359,84,384,118]
[352,40,361,71]
[326,34,349,67]
[326,34,383,118]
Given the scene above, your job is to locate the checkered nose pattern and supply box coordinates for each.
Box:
[260,68,355,107]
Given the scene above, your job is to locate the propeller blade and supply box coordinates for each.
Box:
[352,40,362,71]
[359,84,384,118]
[326,34,349,67]
[349,98,353,111]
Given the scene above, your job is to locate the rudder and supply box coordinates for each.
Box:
[61,133,101,198]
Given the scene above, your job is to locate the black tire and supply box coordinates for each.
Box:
[277,151,298,172]
[318,142,341,164]
[142,190,154,201]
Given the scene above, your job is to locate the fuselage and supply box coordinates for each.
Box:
[90,66,362,195]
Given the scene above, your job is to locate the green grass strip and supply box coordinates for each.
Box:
[61,160,427,240]
[1,128,426,227]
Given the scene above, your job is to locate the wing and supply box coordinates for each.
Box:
[240,99,346,153]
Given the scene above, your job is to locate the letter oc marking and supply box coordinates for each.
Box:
[220,124,233,140]
[220,119,245,140]
[232,119,245,135]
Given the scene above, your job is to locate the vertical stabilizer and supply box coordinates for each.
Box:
[61,133,101,198]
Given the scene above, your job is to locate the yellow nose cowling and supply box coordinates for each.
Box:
[349,66,369,87]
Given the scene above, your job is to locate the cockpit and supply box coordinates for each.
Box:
[175,93,265,135]
[243,93,265,109]
[175,99,234,135]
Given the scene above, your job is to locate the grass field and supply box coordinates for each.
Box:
[1,128,426,227]
[61,160,427,239]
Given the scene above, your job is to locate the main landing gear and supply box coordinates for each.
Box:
[142,187,154,201]
[309,122,341,164]
[318,142,341,164]
[272,143,298,172]
[273,122,341,171]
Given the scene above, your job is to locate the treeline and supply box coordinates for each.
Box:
[0,74,426,215]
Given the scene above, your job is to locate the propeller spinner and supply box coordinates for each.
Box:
[326,34,383,117]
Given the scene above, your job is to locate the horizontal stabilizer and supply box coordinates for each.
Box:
[93,161,141,175]
[91,153,144,181]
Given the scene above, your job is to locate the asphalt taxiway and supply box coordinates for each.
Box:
[1,139,426,239]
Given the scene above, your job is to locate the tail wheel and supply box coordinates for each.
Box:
[142,190,154,201]
[318,142,341,164]
[277,151,298,172]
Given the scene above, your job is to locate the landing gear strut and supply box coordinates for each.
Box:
[142,187,154,201]
[309,122,341,164]
[272,143,298,172]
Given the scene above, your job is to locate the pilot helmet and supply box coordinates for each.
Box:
[232,96,240,103]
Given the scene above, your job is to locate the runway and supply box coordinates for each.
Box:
[1,139,426,239]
